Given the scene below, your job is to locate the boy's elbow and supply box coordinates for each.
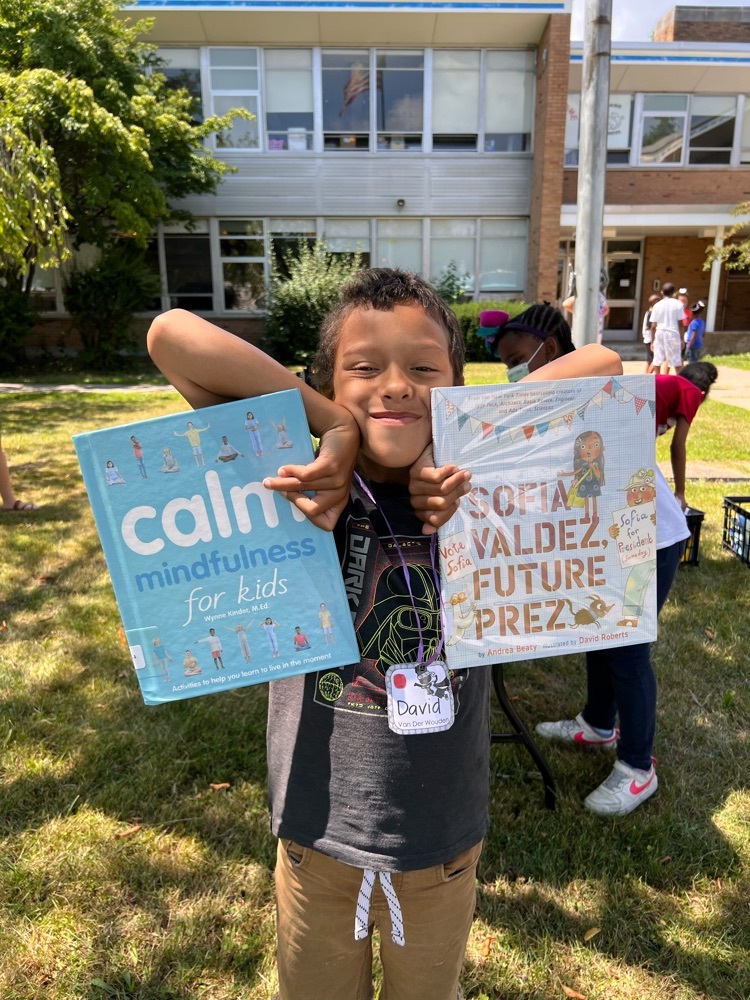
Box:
[147,309,188,360]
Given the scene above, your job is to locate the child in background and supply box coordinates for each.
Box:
[148,270,622,1000]
[684,301,706,363]
[642,293,660,373]
[678,288,693,348]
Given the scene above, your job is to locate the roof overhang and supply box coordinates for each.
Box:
[560,203,737,236]
[569,41,750,95]
[121,0,569,46]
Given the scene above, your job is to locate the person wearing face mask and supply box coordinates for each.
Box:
[477,304,603,380]
[477,304,693,816]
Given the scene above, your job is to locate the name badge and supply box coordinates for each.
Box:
[385,662,455,735]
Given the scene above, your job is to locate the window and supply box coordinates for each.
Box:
[639,94,688,164]
[376,219,422,272]
[741,97,750,164]
[688,95,736,164]
[219,220,266,310]
[324,220,371,267]
[478,219,527,293]
[163,225,214,311]
[323,50,370,150]
[30,268,59,313]
[565,93,632,166]
[156,48,203,123]
[376,51,424,151]
[484,51,534,152]
[432,51,480,151]
[431,219,476,288]
[210,48,260,149]
[269,219,317,276]
[265,49,314,151]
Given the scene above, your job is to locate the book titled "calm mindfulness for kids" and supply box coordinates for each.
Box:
[74,389,358,705]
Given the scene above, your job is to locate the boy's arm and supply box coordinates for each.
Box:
[685,323,696,350]
[522,343,622,381]
[148,310,359,530]
[669,416,690,510]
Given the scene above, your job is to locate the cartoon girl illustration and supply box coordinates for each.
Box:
[261,617,281,657]
[162,447,180,473]
[130,436,147,478]
[269,417,293,449]
[244,411,263,457]
[105,460,126,486]
[559,430,605,523]
[215,435,243,463]
[174,420,210,467]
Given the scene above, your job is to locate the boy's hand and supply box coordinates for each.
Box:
[408,444,471,536]
[263,420,360,531]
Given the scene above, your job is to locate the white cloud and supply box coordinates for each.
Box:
[571,0,750,43]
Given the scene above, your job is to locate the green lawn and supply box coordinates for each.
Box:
[1,387,749,999]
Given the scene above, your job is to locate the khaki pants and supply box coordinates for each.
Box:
[275,838,482,1000]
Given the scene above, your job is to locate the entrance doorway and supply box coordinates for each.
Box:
[558,238,643,342]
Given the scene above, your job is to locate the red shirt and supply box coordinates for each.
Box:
[655,374,703,436]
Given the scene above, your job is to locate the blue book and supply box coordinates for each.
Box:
[73,389,359,705]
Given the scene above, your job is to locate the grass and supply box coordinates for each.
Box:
[704,352,750,371]
[1,380,749,999]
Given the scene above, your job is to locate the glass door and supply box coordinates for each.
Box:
[604,240,642,341]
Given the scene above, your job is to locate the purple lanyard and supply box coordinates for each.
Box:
[354,473,444,667]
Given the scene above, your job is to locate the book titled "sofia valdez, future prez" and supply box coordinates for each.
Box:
[74,388,358,705]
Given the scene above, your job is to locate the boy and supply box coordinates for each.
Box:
[684,301,706,363]
[649,283,685,375]
[148,269,621,999]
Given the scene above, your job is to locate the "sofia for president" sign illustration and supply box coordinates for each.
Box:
[432,376,657,669]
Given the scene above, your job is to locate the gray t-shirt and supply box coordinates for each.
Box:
[267,479,491,871]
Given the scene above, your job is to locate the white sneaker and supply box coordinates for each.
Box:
[584,760,658,816]
[535,713,618,750]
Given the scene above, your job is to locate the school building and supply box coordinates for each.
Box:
[34,2,750,354]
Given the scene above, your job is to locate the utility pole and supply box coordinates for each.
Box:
[572,0,612,347]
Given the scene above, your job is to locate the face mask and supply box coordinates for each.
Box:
[506,340,545,382]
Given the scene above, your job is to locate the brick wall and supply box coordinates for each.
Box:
[527,13,570,304]
[562,168,750,206]
[653,6,750,43]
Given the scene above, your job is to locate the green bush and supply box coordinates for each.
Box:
[263,241,363,365]
[63,244,161,370]
[0,281,36,374]
[452,299,532,362]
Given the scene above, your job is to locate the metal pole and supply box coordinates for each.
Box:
[572,0,612,347]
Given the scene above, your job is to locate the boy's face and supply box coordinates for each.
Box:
[332,304,457,482]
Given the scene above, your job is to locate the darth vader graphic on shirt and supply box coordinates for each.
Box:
[312,487,469,717]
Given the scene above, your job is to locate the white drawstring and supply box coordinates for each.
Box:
[354,869,405,947]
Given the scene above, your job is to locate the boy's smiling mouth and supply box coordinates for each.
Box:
[369,410,422,425]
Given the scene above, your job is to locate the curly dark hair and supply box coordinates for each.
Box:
[310,268,465,396]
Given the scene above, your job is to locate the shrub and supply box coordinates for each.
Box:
[0,281,36,374]
[434,260,471,305]
[452,299,532,362]
[63,244,161,370]
[263,241,363,365]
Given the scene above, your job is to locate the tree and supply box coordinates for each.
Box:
[0,0,247,292]
[704,201,750,273]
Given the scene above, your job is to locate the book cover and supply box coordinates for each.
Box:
[431,376,657,669]
[73,389,359,705]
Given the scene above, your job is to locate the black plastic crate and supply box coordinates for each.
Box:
[680,506,704,567]
[722,496,750,568]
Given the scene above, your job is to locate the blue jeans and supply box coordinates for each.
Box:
[685,347,703,363]
[582,540,684,770]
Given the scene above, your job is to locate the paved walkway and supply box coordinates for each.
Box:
[3,363,750,481]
